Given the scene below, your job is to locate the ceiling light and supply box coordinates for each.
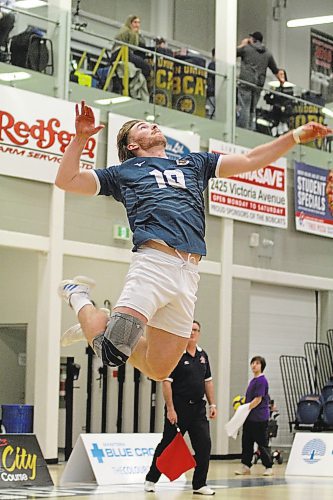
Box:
[287,15,333,28]
[94,96,131,105]
[0,72,31,81]
[15,0,47,8]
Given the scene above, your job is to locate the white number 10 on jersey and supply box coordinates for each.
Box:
[149,169,186,189]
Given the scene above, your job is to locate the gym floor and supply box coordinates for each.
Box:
[0,461,330,499]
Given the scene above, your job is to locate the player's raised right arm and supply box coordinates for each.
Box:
[55,101,104,195]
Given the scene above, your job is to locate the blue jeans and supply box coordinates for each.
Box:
[237,83,262,130]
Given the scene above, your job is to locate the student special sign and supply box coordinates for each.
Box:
[0,87,100,183]
[294,161,333,238]
[208,139,288,229]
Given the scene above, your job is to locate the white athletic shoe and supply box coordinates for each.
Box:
[262,468,273,476]
[144,480,156,492]
[193,485,215,495]
[234,464,251,475]
[61,308,110,347]
[58,275,96,306]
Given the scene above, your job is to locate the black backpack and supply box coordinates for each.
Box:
[10,28,49,72]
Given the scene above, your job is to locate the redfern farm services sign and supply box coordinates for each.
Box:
[0,87,100,183]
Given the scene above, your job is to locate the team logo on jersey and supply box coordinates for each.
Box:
[184,361,190,365]
[176,159,189,166]
[134,161,145,167]
[165,136,190,160]
[200,356,206,364]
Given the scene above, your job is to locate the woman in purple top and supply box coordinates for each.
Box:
[235,356,273,476]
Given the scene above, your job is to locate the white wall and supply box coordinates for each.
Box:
[249,284,316,447]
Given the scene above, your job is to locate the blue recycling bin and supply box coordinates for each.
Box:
[1,404,34,433]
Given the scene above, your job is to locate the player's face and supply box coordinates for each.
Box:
[127,121,167,151]
[189,323,200,343]
[251,360,262,375]
[131,17,140,32]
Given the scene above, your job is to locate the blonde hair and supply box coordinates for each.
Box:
[116,119,141,162]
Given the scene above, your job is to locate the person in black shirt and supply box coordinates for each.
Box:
[144,320,217,496]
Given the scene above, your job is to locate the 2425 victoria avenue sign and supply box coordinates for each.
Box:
[208,139,288,229]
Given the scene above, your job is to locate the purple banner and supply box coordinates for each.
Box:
[294,161,333,238]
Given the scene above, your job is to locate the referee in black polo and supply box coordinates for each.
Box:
[144,320,217,496]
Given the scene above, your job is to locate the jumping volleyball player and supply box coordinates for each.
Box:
[56,101,331,381]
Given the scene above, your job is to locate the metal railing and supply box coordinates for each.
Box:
[280,355,313,432]
[304,341,333,393]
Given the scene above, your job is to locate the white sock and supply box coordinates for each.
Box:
[70,294,93,315]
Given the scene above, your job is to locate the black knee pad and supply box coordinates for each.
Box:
[93,312,144,367]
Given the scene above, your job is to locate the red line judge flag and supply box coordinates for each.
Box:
[156,428,197,481]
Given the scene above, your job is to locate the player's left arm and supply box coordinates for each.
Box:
[217,122,332,178]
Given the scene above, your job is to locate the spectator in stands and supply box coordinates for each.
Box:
[206,48,215,118]
[236,31,285,130]
[0,0,15,59]
[264,69,295,136]
[154,37,173,57]
[113,14,150,81]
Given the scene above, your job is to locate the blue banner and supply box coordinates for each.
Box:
[294,161,333,238]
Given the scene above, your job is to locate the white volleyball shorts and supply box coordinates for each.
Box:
[115,247,200,338]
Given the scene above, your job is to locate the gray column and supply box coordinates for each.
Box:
[34,188,64,460]
[33,0,69,461]
[150,0,175,40]
[216,218,234,455]
[265,0,287,73]
[48,0,71,99]
[214,0,237,455]
[320,291,333,342]
[214,0,237,142]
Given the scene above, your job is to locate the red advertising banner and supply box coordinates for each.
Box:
[0,87,100,183]
[310,29,333,104]
[208,139,288,229]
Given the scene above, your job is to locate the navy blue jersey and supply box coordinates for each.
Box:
[93,152,221,255]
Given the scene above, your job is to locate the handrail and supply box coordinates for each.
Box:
[237,78,331,115]
[103,45,129,95]
[76,9,212,59]
[70,27,227,80]
[3,6,59,26]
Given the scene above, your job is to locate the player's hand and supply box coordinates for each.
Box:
[75,100,104,139]
[209,406,217,419]
[295,122,333,144]
[167,408,177,425]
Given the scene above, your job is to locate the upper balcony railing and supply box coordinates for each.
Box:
[236,78,333,152]
[69,28,227,119]
[0,5,332,152]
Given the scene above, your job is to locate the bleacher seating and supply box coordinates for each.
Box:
[296,394,322,427]
[322,395,333,427]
